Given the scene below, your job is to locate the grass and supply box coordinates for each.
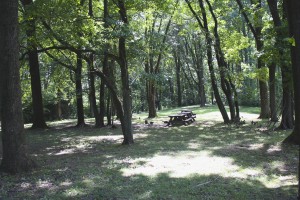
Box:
[0,105,298,199]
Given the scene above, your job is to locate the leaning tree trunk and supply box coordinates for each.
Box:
[21,0,48,129]
[206,0,237,121]
[0,0,35,173]
[199,0,230,123]
[75,52,86,127]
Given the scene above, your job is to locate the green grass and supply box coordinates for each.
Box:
[0,105,298,199]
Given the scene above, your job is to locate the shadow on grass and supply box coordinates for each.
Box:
[0,112,297,199]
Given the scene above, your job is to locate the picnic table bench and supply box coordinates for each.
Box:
[181,110,196,121]
[164,110,196,126]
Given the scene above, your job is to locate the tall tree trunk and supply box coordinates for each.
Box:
[282,0,300,144]
[174,50,182,107]
[206,0,237,121]
[106,93,111,125]
[199,0,230,122]
[97,0,110,127]
[282,1,300,198]
[21,0,48,129]
[236,0,270,119]
[199,0,230,123]
[169,79,174,105]
[98,78,106,126]
[118,0,134,145]
[267,0,294,129]
[75,52,86,127]
[195,43,206,107]
[269,63,278,122]
[87,54,101,127]
[0,0,35,173]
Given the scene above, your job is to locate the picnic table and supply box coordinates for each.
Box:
[181,110,196,121]
[164,110,196,126]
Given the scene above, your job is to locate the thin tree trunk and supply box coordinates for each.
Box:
[174,50,182,107]
[106,93,111,125]
[98,79,106,126]
[195,43,206,107]
[75,52,86,127]
[199,0,230,123]
[0,0,35,173]
[87,54,101,127]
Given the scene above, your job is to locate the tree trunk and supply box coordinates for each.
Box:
[118,0,134,145]
[255,2,269,119]
[145,61,157,118]
[87,54,101,127]
[236,0,270,119]
[282,0,300,145]
[199,0,230,123]
[267,0,294,129]
[206,0,237,121]
[75,52,86,127]
[169,79,174,105]
[147,81,157,118]
[98,79,106,127]
[174,51,182,107]
[106,93,112,125]
[21,0,48,129]
[282,1,300,198]
[278,60,294,129]
[195,43,206,107]
[0,0,35,173]
[269,63,278,122]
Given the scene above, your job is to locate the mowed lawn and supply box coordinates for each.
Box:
[0,105,298,199]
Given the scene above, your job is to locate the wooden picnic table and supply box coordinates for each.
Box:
[181,110,196,121]
[165,112,194,126]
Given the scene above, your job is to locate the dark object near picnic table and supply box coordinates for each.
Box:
[164,110,196,126]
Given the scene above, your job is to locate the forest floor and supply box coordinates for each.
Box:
[0,105,298,199]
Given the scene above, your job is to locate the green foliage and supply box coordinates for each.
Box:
[248,67,269,82]
[221,30,250,63]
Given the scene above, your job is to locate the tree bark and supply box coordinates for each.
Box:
[174,50,182,107]
[195,43,206,107]
[269,63,278,122]
[118,0,134,145]
[236,0,270,119]
[282,0,300,144]
[206,0,238,121]
[87,54,101,127]
[75,52,86,127]
[0,0,35,173]
[198,0,230,123]
[21,0,48,129]
[267,0,294,129]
